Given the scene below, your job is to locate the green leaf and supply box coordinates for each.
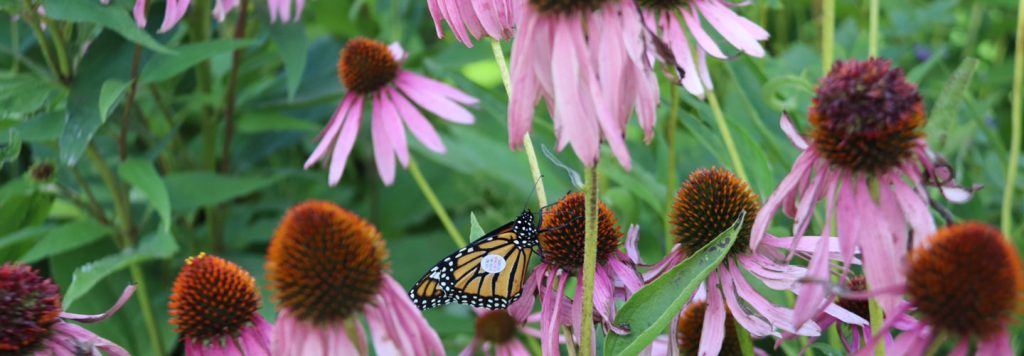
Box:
[18,220,111,263]
[60,32,134,166]
[237,113,319,134]
[468,211,485,241]
[0,73,61,117]
[139,39,258,84]
[117,158,171,232]
[62,230,178,309]
[41,0,173,54]
[99,79,131,123]
[0,129,20,168]
[268,22,308,100]
[164,172,284,212]
[604,212,745,355]
[928,57,979,147]
[0,225,52,258]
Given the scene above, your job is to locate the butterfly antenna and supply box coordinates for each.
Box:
[522,174,545,213]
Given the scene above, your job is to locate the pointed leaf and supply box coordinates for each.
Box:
[41,0,173,54]
[117,158,171,232]
[62,231,177,309]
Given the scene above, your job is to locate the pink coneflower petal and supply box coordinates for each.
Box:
[396,75,475,124]
[371,95,398,185]
[551,20,600,165]
[397,71,478,105]
[328,95,364,186]
[213,0,240,21]
[751,149,817,249]
[699,285,727,356]
[59,285,136,322]
[133,0,148,27]
[976,330,1013,355]
[715,271,772,337]
[45,322,130,356]
[664,12,705,97]
[681,7,726,59]
[694,1,764,57]
[779,113,809,150]
[541,270,568,356]
[378,91,410,167]
[304,94,355,169]
[387,88,445,153]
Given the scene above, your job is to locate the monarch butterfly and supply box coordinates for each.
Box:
[409,209,540,310]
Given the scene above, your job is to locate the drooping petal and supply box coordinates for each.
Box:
[371,95,397,185]
[59,285,136,322]
[378,89,410,168]
[327,95,365,186]
[388,88,446,153]
[305,94,355,169]
[698,281,727,356]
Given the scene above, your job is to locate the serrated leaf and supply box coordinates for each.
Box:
[41,0,173,54]
[139,39,258,84]
[62,230,177,309]
[18,220,110,263]
[469,211,485,241]
[117,158,171,232]
[163,172,284,212]
[604,212,745,355]
[928,57,979,148]
[268,22,307,100]
[99,79,131,123]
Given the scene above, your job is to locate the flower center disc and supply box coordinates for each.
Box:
[906,222,1024,338]
[528,0,614,14]
[169,253,262,343]
[809,58,924,173]
[539,192,622,271]
[671,168,759,256]
[835,276,870,321]
[337,37,399,94]
[0,264,61,352]
[266,200,388,324]
[677,301,740,355]
[475,310,518,344]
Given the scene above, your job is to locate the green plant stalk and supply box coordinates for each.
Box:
[38,17,70,79]
[490,39,548,208]
[1002,0,1024,236]
[665,85,679,253]
[128,263,165,356]
[868,0,880,57]
[220,0,250,172]
[706,89,749,183]
[579,165,599,355]
[409,157,466,247]
[822,0,835,70]
[9,19,19,73]
[736,318,755,356]
[869,299,885,356]
[20,0,59,79]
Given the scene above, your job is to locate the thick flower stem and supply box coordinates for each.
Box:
[1002,0,1024,236]
[490,39,548,208]
[221,0,250,172]
[665,85,680,253]
[868,0,880,57]
[129,263,165,356]
[822,0,835,70]
[707,89,749,183]
[579,165,599,355]
[869,299,885,356]
[409,156,466,247]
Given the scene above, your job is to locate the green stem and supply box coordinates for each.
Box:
[822,0,835,70]
[220,0,250,172]
[736,318,755,356]
[1002,0,1024,236]
[128,263,165,356]
[579,165,599,355]
[9,18,19,73]
[868,299,885,356]
[665,85,679,253]
[409,157,466,247]
[21,0,59,79]
[868,0,880,57]
[490,39,548,208]
[39,17,70,80]
[706,89,749,182]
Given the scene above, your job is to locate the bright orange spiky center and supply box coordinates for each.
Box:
[809,58,924,173]
[0,264,61,352]
[337,37,399,94]
[677,301,740,356]
[539,192,623,271]
[168,253,261,343]
[266,200,387,324]
[671,167,759,256]
[906,222,1024,338]
[475,310,518,344]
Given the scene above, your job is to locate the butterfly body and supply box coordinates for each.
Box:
[409,209,539,310]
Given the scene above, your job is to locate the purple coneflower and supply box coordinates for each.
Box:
[507,0,657,169]
[461,308,546,356]
[750,58,972,326]
[646,168,867,354]
[304,37,478,185]
[637,0,768,97]
[169,253,271,355]
[428,0,518,46]
[859,222,1022,355]
[0,263,135,356]
[507,192,643,354]
[266,200,444,355]
[128,0,302,33]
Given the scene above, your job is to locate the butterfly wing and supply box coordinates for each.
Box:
[447,232,535,309]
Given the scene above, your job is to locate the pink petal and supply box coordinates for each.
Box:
[378,90,410,167]
[551,18,599,166]
[698,283,727,356]
[664,13,705,97]
[133,0,148,27]
[327,95,364,186]
[681,6,727,59]
[59,285,135,322]
[397,71,479,105]
[779,112,808,150]
[371,95,397,185]
[695,1,765,57]
[751,151,817,249]
[397,74,475,124]
[304,94,355,169]
[976,329,1013,355]
[716,270,773,337]
[388,88,446,153]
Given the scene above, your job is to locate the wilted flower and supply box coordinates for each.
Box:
[0,263,134,356]
[507,192,643,354]
[169,253,271,355]
[508,0,658,169]
[751,58,973,327]
[646,168,866,354]
[266,200,444,354]
[428,0,517,46]
[304,37,477,185]
[860,222,1022,355]
[637,0,768,97]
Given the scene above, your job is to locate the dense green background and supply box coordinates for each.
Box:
[0,0,1021,354]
